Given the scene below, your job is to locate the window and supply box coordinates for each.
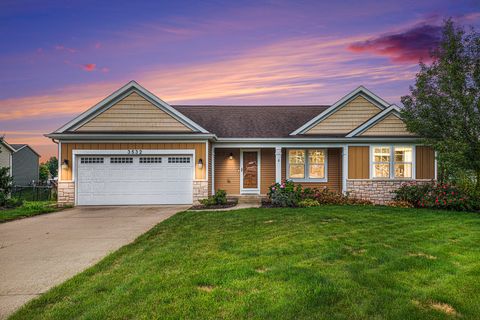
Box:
[394,147,412,178]
[139,157,162,164]
[80,157,104,164]
[110,157,133,164]
[288,149,326,180]
[372,146,413,179]
[372,147,390,178]
[168,157,190,164]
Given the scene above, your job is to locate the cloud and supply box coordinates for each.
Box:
[82,63,96,72]
[101,67,109,73]
[55,45,77,53]
[348,24,442,62]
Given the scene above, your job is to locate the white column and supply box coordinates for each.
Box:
[211,147,215,195]
[342,145,348,194]
[275,147,282,183]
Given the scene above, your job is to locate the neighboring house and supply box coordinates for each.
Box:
[0,138,14,176]
[46,81,436,206]
[10,144,40,185]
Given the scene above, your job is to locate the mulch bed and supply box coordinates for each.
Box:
[189,200,238,210]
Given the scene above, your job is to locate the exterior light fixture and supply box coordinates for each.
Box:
[61,159,69,170]
[229,153,233,160]
[198,158,203,169]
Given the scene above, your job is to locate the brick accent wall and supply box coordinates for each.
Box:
[347,180,430,205]
[193,180,208,204]
[58,181,75,206]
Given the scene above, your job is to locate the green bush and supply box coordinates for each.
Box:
[5,197,24,208]
[298,199,320,207]
[394,182,479,211]
[268,180,302,207]
[199,190,228,206]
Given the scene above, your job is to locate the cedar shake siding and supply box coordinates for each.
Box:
[282,148,342,193]
[77,92,192,132]
[416,146,435,179]
[305,96,382,135]
[360,114,414,136]
[60,142,207,181]
[348,146,370,179]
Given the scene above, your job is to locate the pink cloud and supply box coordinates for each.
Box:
[55,45,77,53]
[82,63,96,72]
[348,24,442,63]
[101,67,109,73]
[94,42,102,49]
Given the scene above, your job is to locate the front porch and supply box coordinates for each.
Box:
[212,147,343,196]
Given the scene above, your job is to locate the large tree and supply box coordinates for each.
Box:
[44,156,58,178]
[401,19,480,190]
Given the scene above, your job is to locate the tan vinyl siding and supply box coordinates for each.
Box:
[76,92,192,132]
[261,148,276,194]
[214,148,240,195]
[305,95,382,135]
[282,148,342,192]
[60,142,206,181]
[348,146,369,179]
[360,114,414,136]
[416,146,435,179]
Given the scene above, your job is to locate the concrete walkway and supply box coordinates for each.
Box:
[0,205,186,319]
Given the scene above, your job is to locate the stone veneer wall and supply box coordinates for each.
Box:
[58,181,75,206]
[193,180,208,204]
[347,180,430,205]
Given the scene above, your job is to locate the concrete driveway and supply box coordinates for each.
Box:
[0,205,186,319]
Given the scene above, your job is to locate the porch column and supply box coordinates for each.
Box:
[275,147,282,183]
[342,145,348,194]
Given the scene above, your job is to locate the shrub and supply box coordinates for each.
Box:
[199,190,228,206]
[4,197,24,208]
[394,182,479,211]
[268,180,302,207]
[298,199,320,207]
[387,200,414,208]
[310,188,372,206]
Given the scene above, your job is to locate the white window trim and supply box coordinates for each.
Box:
[286,148,328,182]
[370,145,416,180]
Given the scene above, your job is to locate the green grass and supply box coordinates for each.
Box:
[10,206,480,319]
[0,201,59,223]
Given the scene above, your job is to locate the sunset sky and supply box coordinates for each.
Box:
[0,0,479,161]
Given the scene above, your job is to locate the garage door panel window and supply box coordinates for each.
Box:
[110,157,133,164]
[80,157,104,164]
[139,157,162,163]
[168,157,191,164]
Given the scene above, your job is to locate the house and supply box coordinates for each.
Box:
[46,81,436,206]
[10,144,40,185]
[0,138,14,176]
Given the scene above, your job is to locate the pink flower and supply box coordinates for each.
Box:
[272,187,276,191]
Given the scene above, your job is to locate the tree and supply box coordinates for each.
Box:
[0,167,13,194]
[401,19,480,191]
[45,156,58,178]
[39,164,50,183]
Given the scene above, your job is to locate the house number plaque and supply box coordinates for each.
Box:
[127,149,143,155]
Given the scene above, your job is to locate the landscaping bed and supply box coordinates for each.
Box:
[189,199,238,210]
[11,205,480,319]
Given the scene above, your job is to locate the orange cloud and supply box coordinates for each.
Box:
[82,63,96,71]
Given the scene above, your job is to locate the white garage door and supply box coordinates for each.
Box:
[76,155,193,205]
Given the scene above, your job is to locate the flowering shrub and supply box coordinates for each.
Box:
[268,180,302,207]
[267,181,372,207]
[394,182,479,211]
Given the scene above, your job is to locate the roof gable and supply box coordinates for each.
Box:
[0,139,15,152]
[346,105,414,137]
[54,81,208,134]
[11,144,41,157]
[290,86,390,136]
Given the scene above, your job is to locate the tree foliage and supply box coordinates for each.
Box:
[45,156,58,178]
[39,164,50,183]
[401,19,480,190]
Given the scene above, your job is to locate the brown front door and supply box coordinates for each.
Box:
[242,151,258,189]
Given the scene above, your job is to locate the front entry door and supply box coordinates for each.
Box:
[241,151,259,193]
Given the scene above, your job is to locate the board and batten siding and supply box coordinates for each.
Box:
[360,114,414,136]
[282,148,342,192]
[416,146,435,179]
[214,148,240,195]
[76,92,192,132]
[60,142,206,181]
[305,96,382,135]
[348,146,370,179]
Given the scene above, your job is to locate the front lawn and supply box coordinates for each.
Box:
[0,201,59,223]
[11,206,480,319]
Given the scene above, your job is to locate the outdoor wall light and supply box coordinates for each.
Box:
[198,158,203,169]
[229,152,234,160]
[61,159,69,170]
